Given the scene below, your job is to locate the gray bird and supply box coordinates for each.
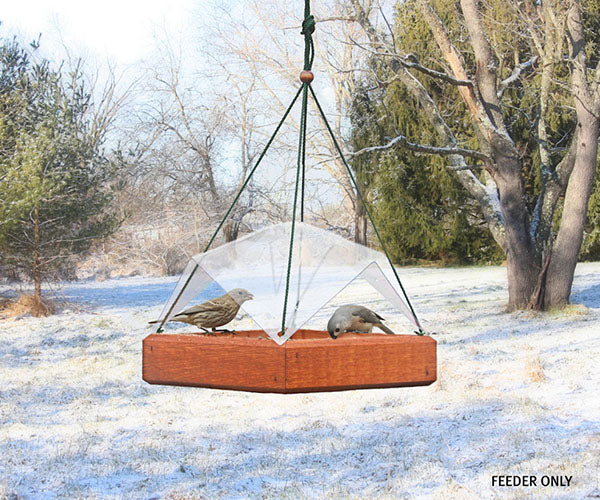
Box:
[327,304,396,339]
[150,288,253,334]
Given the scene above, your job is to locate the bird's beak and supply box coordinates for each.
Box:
[248,293,254,300]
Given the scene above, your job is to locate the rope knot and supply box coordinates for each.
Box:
[301,15,315,36]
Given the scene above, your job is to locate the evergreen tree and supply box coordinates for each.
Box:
[350,73,503,264]
[0,37,118,312]
[350,0,600,267]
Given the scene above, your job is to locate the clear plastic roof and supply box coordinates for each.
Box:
[156,222,419,344]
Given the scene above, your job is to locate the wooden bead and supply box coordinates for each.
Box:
[300,70,314,83]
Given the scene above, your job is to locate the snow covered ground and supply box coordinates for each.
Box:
[1,263,599,499]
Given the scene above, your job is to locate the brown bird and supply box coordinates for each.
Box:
[327,304,396,339]
[150,288,253,334]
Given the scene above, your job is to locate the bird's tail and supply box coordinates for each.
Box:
[148,319,160,325]
[376,322,396,335]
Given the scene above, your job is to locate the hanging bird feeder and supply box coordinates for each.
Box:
[142,1,436,393]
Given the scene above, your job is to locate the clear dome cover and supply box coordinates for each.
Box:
[156,222,419,344]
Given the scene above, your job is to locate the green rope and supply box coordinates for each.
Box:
[280,1,315,335]
[281,83,309,336]
[300,103,307,222]
[158,0,423,339]
[302,0,315,70]
[299,0,313,221]
[155,263,198,333]
[202,85,303,254]
[308,84,423,332]
[156,86,303,334]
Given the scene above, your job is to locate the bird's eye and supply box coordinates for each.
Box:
[335,328,340,332]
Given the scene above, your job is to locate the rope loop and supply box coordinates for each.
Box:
[301,0,315,71]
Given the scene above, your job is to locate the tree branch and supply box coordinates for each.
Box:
[446,164,486,171]
[401,54,474,87]
[351,133,492,165]
[351,0,506,249]
[531,130,578,244]
[416,0,481,119]
[459,0,506,131]
[497,56,538,99]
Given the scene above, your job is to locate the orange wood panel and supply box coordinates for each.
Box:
[142,334,286,392]
[284,334,437,392]
[142,331,437,393]
[289,329,330,339]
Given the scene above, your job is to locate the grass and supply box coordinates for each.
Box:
[525,356,546,383]
[0,293,56,318]
[546,303,589,318]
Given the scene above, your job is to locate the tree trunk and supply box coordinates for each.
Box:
[543,2,600,309]
[223,219,240,242]
[32,205,43,314]
[354,201,367,245]
[492,140,539,310]
[545,118,599,308]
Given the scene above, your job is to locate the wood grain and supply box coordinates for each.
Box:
[143,334,285,392]
[285,334,436,392]
[142,330,437,393]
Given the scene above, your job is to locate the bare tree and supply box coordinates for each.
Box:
[344,0,599,310]
[220,76,261,241]
[102,33,273,277]
[207,0,371,243]
[145,51,225,205]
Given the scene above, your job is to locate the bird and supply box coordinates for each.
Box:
[149,288,253,334]
[327,304,396,339]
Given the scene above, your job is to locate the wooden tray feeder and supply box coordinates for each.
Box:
[143,330,436,393]
[143,0,437,392]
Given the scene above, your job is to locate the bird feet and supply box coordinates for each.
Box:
[211,328,236,335]
[200,328,217,336]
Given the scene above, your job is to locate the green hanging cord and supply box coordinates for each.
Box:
[300,101,308,222]
[202,85,303,254]
[280,0,316,336]
[299,0,314,222]
[300,120,307,221]
[308,85,424,333]
[301,0,315,71]
[281,82,309,336]
[155,86,304,334]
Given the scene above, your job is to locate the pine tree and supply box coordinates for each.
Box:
[0,37,118,312]
[350,0,600,268]
[349,72,503,264]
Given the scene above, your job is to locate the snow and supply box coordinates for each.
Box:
[1,263,600,499]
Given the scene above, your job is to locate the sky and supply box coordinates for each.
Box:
[0,0,345,203]
[0,0,195,65]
